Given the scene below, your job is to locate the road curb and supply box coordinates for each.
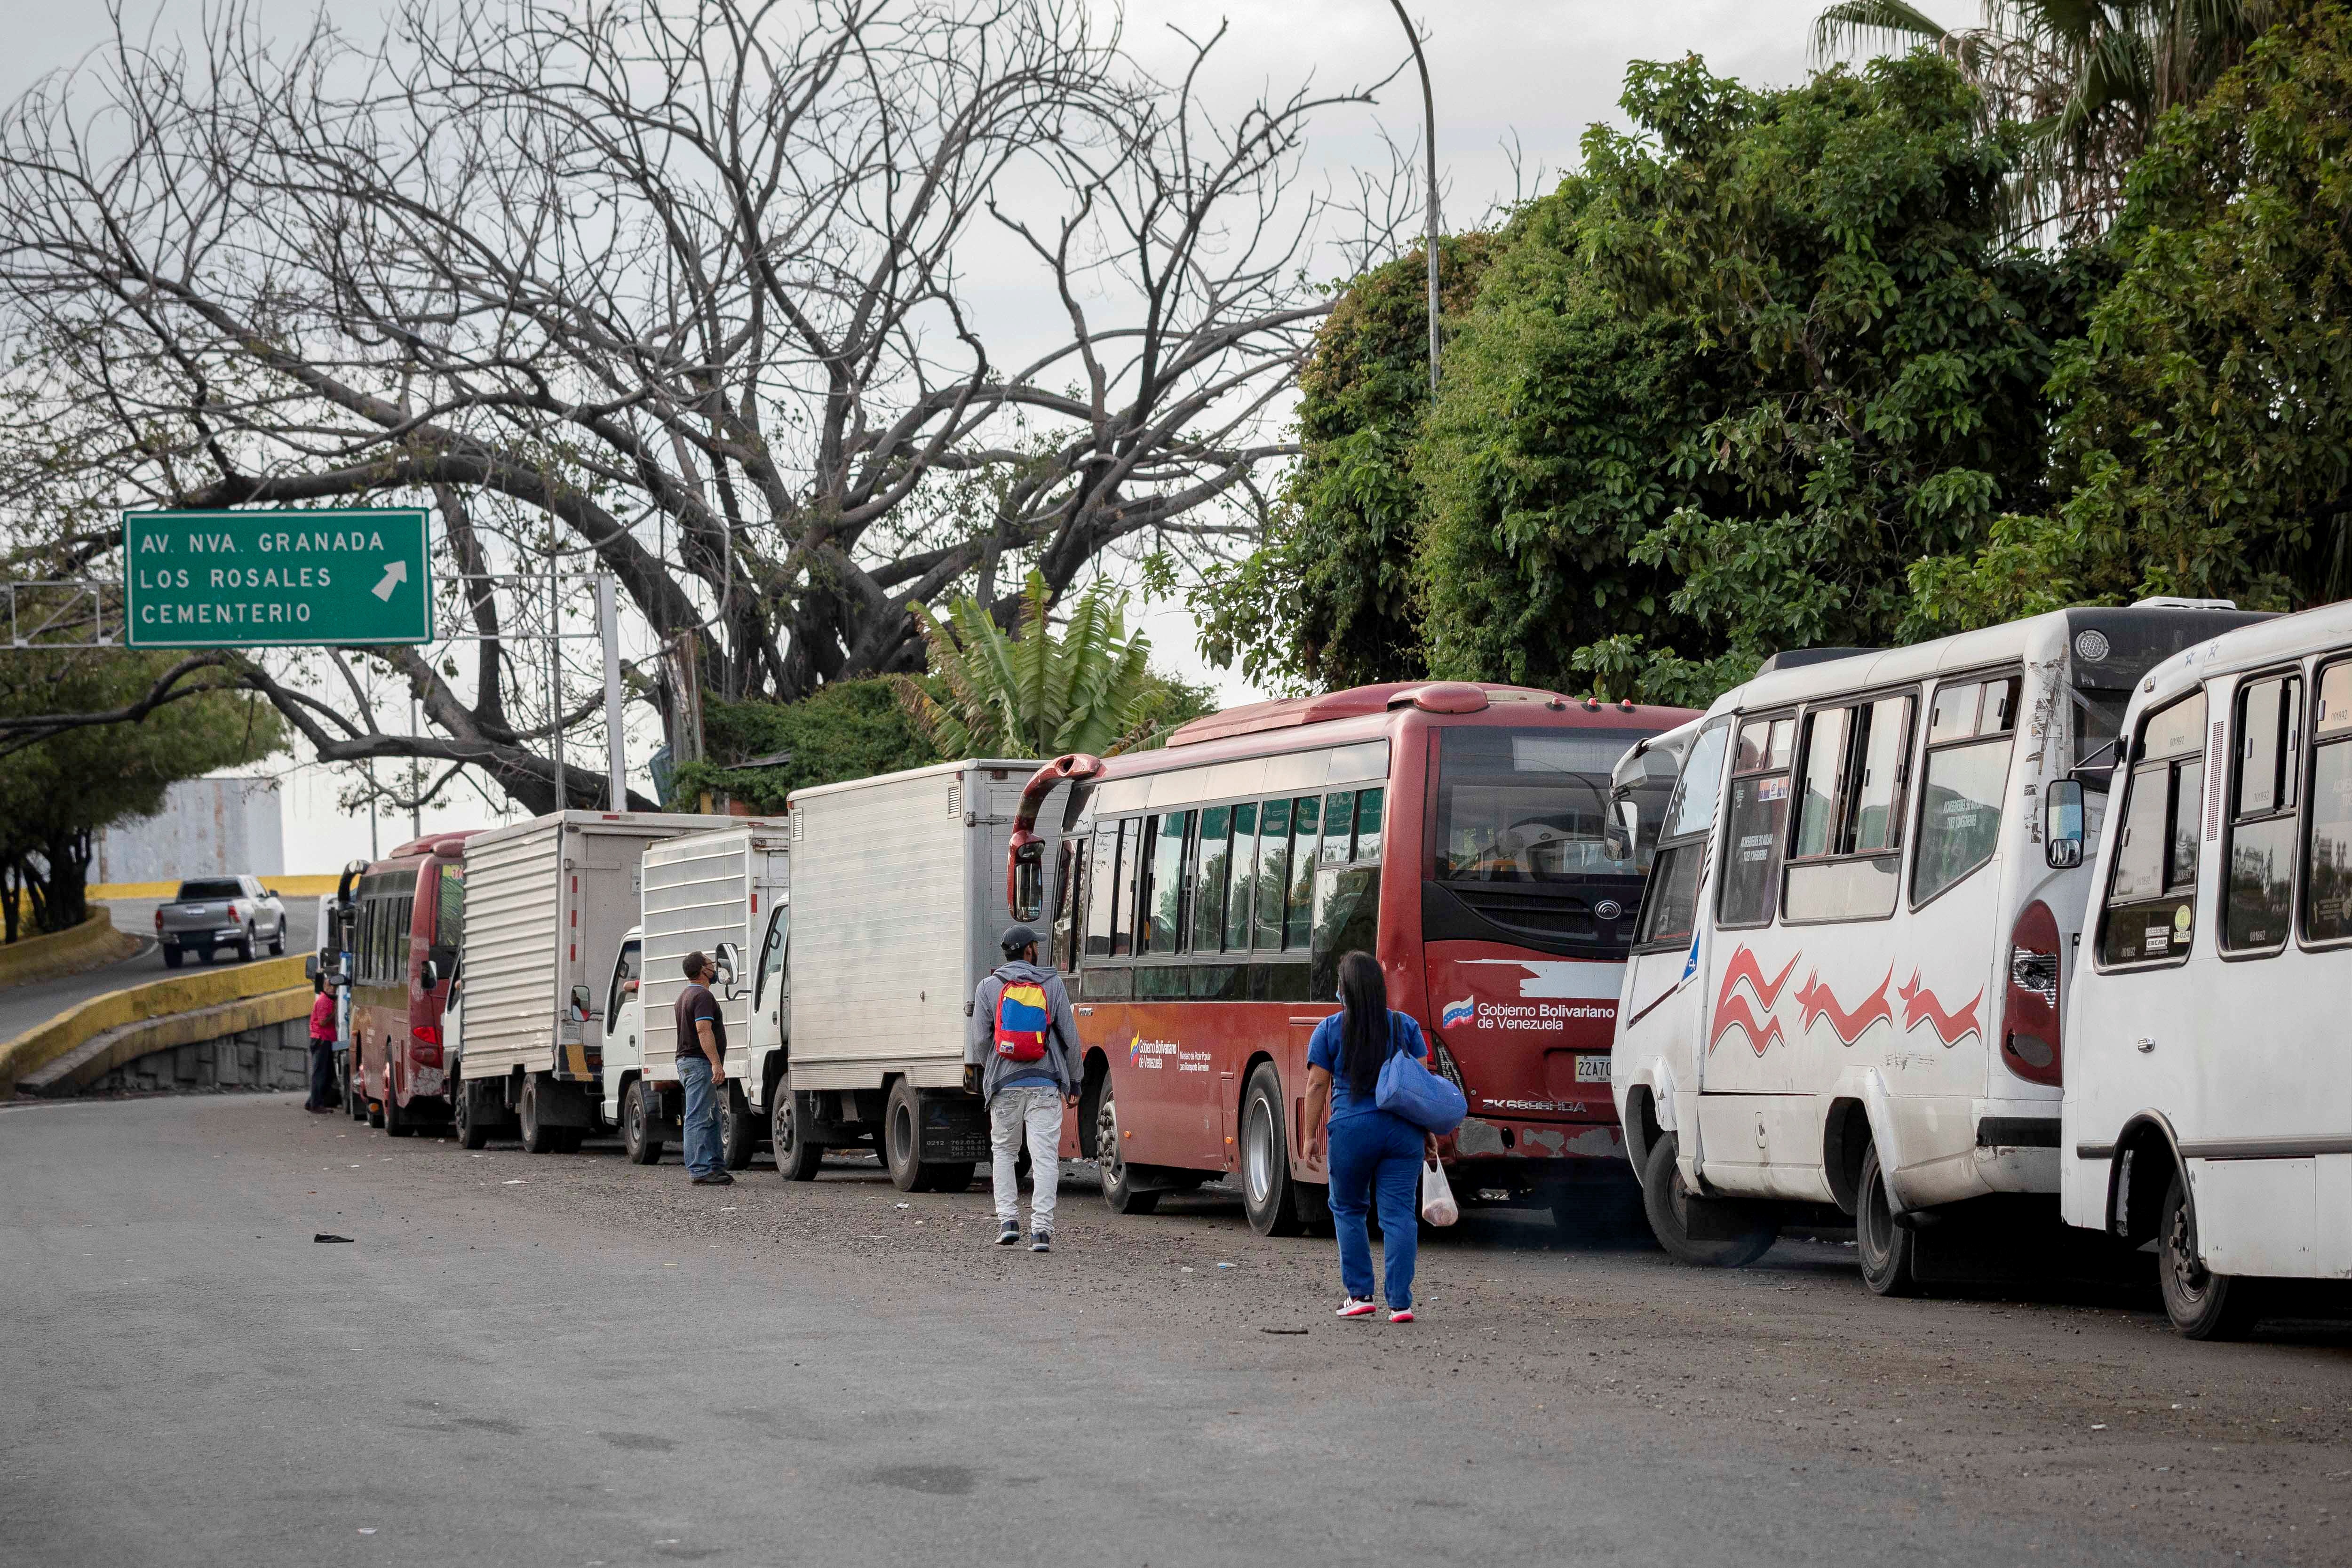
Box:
[0,955,309,1099]
[0,912,141,992]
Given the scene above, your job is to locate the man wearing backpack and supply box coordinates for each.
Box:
[965,923,1082,1253]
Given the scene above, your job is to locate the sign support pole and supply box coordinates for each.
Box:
[546,558,565,812]
[597,573,627,811]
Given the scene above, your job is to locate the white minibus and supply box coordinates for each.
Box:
[1611,602,2263,1291]
[2060,601,2352,1338]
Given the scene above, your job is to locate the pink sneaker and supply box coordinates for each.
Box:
[1336,1297,1376,1318]
[1388,1308,1415,1324]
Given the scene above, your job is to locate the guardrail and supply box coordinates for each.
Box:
[0,955,309,1098]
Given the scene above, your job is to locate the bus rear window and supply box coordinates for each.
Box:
[1433,727,1659,884]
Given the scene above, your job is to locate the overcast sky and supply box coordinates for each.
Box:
[2,0,1835,872]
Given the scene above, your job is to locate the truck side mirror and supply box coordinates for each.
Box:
[714,940,744,998]
[569,982,593,1018]
[2045,778,2085,868]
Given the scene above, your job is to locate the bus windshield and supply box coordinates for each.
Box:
[1434,727,1664,883]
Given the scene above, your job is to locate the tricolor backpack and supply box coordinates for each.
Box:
[992,978,1053,1063]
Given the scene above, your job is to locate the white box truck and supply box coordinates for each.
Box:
[606,822,790,1171]
[450,808,743,1153]
[783,759,1072,1192]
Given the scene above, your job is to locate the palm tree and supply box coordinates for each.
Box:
[895,570,1192,759]
[1812,0,2276,239]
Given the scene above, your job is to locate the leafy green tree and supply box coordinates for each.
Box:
[668,680,941,817]
[0,648,286,937]
[898,571,1212,759]
[1911,3,2352,624]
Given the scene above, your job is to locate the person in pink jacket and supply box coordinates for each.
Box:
[304,977,339,1114]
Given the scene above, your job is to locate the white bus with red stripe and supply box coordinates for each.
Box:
[1609,602,2264,1290]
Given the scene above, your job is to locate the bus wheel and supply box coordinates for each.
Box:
[621,1081,662,1166]
[453,1077,489,1150]
[2159,1173,2263,1339]
[1096,1087,1158,1216]
[774,1090,821,1182]
[518,1075,558,1154]
[882,1079,938,1193]
[382,1089,415,1138]
[721,1084,760,1171]
[1240,1064,1306,1238]
[1641,1133,1773,1267]
[366,1097,384,1130]
[1855,1143,1918,1296]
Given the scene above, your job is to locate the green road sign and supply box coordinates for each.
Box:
[122,508,433,649]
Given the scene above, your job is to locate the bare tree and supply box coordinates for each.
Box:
[0,0,1398,810]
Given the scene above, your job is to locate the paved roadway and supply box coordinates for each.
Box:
[3,1094,2347,1568]
[0,898,318,1044]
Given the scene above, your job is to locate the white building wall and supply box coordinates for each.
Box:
[95,775,286,884]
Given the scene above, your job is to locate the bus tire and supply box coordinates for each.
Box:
[2159,1172,2263,1339]
[1641,1133,1773,1267]
[1855,1143,1919,1297]
[518,1075,559,1154]
[929,1162,977,1193]
[382,1089,415,1138]
[366,1096,384,1130]
[721,1084,760,1170]
[621,1080,663,1166]
[1095,1085,1158,1216]
[774,1090,822,1182]
[453,1076,490,1150]
[1240,1064,1307,1238]
[883,1078,939,1193]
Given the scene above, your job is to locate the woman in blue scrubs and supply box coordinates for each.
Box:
[1302,950,1438,1322]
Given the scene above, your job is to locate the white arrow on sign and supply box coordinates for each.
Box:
[371,560,409,601]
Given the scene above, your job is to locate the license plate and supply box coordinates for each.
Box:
[1575,1054,1612,1084]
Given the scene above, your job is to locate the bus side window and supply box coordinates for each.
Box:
[2097,688,2207,965]
[1254,797,1292,951]
[1911,677,2020,907]
[1310,794,1384,998]
[1283,794,1321,950]
[1784,694,1912,923]
[1224,801,1259,952]
[1718,715,1795,928]
[2224,671,2300,953]
[1085,825,1120,959]
[1051,840,1081,972]
[2302,660,2352,943]
[1113,819,1142,958]
[1192,805,1231,953]
[1637,716,1731,949]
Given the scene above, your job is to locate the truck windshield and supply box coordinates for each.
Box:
[175,879,242,901]
[1433,727,1664,883]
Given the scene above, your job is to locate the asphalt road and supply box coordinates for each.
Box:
[0,898,318,1043]
[3,1094,2347,1568]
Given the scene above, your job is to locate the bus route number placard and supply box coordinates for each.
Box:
[122,508,433,648]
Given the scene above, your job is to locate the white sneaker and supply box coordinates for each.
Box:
[1336,1297,1376,1318]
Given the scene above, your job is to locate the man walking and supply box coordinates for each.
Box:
[966,923,1081,1252]
[676,950,731,1187]
[303,975,338,1114]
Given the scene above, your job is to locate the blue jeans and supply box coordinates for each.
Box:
[1327,1109,1423,1310]
[679,1056,723,1178]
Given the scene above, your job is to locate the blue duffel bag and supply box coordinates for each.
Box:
[1375,1020,1467,1133]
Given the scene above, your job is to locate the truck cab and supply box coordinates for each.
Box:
[598,927,648,1137]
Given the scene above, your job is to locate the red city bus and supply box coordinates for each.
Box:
[1007,680,1691,1234]
[350,831,483,1137]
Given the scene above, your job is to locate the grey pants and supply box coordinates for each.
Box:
[989,1086,1064,1233]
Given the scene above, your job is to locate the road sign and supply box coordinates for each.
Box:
[121,509,433,649]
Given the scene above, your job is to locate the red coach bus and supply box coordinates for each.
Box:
[1006,680,1691,1234]
[350,830,483,1137]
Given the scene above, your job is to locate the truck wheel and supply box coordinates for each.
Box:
[237,924,256,963]
[774,1091,822,1182]
[622,1081,663,1165]
[1641,1133,1775,1267]
[382,1088,415,1138]
[1095,1085,1159,1216]
[721,1084,760,1170]
[2160,1172,2263,1339]
[1240,1064,1306,1237]
[453,1076,489,1150]
[162,944,183,970]
[882,1079,937,1192]
[1856,1143,1919,1296]
[518,1075,559,1154]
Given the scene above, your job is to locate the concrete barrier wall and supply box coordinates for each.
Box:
[0,955,309,1098]
[0,911,141,990]
[88,1015,311,1095]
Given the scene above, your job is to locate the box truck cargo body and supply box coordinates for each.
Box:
[453,809,742,1153]
[607,823,789,1170]
[784,760,1070,1190]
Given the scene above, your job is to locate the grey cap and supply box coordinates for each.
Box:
[1000,923,1041,955]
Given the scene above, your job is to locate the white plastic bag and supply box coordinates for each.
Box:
[1420,1156,1459,1227]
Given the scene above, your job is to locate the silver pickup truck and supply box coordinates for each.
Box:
[156,876,288,968]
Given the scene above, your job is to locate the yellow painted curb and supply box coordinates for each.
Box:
[89,874,345,900]
[0,911,139,990]
[0,954,310,1098]
[26,987,314,1095]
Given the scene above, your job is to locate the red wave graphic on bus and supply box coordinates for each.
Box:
[1897,971,1982,1047]
[1717,946,1800,1013]
[1708,945,1799,1055]
[1795,968,1894,1045]
[1708,993,1787,1056]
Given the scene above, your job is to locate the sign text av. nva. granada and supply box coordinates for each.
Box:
[122,509,433,649]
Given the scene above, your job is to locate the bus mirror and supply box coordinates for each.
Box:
[1606,799,1639,863]
[421,959,441,989]
[1011,839,1045,921]
[304,954,320,982]
[2044,779,2085,868]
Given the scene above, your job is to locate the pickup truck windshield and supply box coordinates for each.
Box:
[174,879,243,901]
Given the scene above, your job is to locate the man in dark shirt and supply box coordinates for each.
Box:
[675,950,730,1186]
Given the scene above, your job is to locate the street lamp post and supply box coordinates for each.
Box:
[1387,0,1440,397]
